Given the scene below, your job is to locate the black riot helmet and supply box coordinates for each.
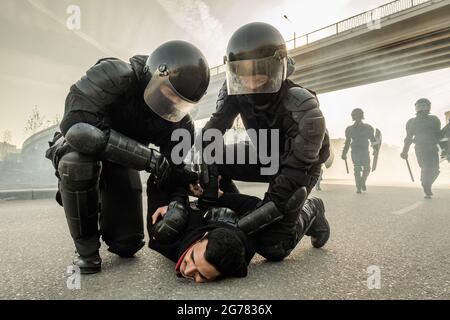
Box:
[351,108,365,121]
[415,98,431,114]
[143,41,210,122]
[224,22,288,96]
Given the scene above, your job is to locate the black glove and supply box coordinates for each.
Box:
[198,165,220,209]
[203,207,239,227]
[153,201,189,244]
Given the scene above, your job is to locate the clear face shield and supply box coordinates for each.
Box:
[225,51,287,96]
[144,71,198,123]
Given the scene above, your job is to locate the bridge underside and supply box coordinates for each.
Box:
[291,1,450,94]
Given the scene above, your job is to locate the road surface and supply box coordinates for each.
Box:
[0,182,449,300]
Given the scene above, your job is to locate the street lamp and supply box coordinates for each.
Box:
[283,15,297,48]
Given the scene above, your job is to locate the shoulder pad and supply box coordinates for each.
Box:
[218,81,229,101]
[406,118,415,129]
[345,125,352,135]
[76,59,137,106]
[129,55,149,83]
[284,87,319,112]
[430,115,441,122]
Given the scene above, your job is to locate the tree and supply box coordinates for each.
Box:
[1,130,12,144]
[25,106,45,135]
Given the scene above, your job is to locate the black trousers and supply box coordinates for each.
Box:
[98,162,145,256]
[351,149,371,189]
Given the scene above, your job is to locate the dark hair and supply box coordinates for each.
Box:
[204,228,248,278]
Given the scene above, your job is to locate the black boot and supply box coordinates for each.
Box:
[361,181,367,192]
[304,198,330,248]
[73,251,102,274]
[354,167,363,194]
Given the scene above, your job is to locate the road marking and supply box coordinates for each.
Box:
[392,201,423,215]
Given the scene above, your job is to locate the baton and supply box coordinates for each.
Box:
[405,158,415,182]
[345,159,349,174]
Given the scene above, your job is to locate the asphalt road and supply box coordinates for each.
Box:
[1,182,449,300]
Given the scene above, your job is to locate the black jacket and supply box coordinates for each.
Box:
[403,113,442,153]
[60,55,195,208]
[204,80,330,209]
[343,122,376,155]
[148,204,255,264]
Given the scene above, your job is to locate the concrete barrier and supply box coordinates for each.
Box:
[0,189,57,201]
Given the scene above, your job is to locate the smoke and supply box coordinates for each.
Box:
[156,0,227,66]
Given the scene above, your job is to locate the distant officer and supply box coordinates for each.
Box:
[316,148,335,191]
[401,99,442,199]
[342,108,378,193]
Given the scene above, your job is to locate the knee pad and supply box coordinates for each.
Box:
[58,151,101,191]
[107,234,145,258]
[257,243,291,262]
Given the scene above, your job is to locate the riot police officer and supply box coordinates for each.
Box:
[197,22,330,261]
[341,108,378,194]
[401,99,442,199]
[46,41,209,273]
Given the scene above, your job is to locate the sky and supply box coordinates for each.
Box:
[0,0,449,147]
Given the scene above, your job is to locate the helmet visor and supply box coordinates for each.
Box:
[144,74,198,123]
[225,54,287,96]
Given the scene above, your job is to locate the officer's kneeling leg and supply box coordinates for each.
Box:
[99,163,145,257]
[58,151,102,273]
[256,241,293,262]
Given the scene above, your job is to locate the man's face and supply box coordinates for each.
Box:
[238,74,269,91]
[179,239,221,283]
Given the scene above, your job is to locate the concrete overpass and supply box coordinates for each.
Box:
[191,0,450,121]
